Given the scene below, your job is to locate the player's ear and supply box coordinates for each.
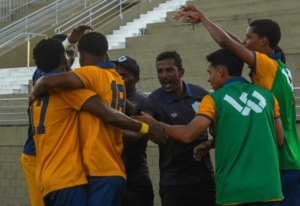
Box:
[134,76,140,84]
[179,68,185,77]
[261,37,268,47]
[219,66,225,77]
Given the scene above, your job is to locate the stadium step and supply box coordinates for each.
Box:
[106,0,187,50]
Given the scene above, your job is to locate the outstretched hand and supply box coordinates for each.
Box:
[68,24,94,43]
[132,112,157,125]
[193,140,212,161]
[173,5,203,23]
[146,123,168,145]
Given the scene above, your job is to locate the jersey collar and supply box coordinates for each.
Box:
[127,87,137,98]
[160,81,194,104]
[95,61,116,69]
[223,76,249,86]
[269,52,281,61]
[41,69,61,76]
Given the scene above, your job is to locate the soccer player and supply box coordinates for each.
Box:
[31,32,167,206]
[136,49,284,206]
[21,33,75,206]
[141,51,216,206]
[174,6,300,205]
[112,55,154,206]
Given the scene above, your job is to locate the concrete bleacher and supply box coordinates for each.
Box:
[107,0,300,93]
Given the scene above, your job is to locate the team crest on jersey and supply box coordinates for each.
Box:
[118,56,127,62]
[170,113,177,117]
[192,101,200,112]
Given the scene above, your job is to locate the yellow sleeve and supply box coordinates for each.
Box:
[59,89,97,111]
[72,66,100,90]
[273,94,280,119]
[195,95,216,123]
[253,52,278,90]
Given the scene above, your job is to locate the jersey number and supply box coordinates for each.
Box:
[282,67,293,91]
[31,93,49,135]
[224,90,266,116]
[111,81,125,112]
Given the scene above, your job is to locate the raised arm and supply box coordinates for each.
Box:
[173,5,254,67]
[178,5,242,44]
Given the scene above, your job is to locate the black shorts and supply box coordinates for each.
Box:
[159,179,216,206]
[121,178,154,206]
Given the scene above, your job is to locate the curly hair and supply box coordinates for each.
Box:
[206,49,244,76]
[156,51,182,70]
[33,39,65,73]
[78,32,108,57]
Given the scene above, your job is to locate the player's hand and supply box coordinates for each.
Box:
[173,4,204,24]
[29,88,39,103]
[146,123,168,145]
[193,140,212,161]
[132,112,157,125]
[179,5,201,12]
[68,24,94,43]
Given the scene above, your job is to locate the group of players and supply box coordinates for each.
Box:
[20,4,300,206]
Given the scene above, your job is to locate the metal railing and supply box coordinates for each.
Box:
[1,87,299,123]
[0,0,90,56]
[54,0,145,34]
[0,0,48,22]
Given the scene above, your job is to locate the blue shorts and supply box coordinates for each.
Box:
[87,176,126,206]
[43,185,86,206]
[279,170,300,206]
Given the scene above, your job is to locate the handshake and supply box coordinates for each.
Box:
[133,112,168,145]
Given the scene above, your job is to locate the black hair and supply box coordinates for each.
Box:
[33,39,65,73]
[52,34,68,42]
[274,46,286,63]
[249,19,281,49]
[156,51,182,70]
[78,32,108,57]
[206,49,244,76]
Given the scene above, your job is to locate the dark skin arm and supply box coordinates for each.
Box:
[133,112,211,144]
[122,130,142,141]
[178,5,242,44]
[82,97,168,144]
[31,73,81,98]
[173,5,254,67]
[275,118,284,147]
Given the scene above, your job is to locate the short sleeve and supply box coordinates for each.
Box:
[273,94,280,119]
[72,66,101,90]
[141,96,156,117]
[252,52,278,90]
[59,89,97,111]
[195,95,216,123]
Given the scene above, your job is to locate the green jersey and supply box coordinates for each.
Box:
[253,52,300,170]
[209,77,283,204]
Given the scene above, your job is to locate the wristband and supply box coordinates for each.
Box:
[62,37,76,51]
[139,123,149,135]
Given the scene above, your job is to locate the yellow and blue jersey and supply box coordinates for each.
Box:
[31,71,96,196]
[72,62,126,179]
